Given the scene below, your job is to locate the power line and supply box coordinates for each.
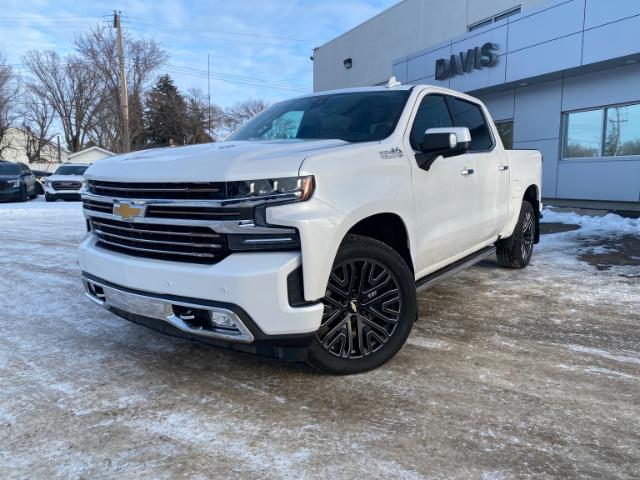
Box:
[123,16,316,43]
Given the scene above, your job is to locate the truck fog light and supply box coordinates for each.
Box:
[209,311,240,330]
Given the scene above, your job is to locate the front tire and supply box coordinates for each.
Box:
[496,201,535,269]
[19,185,28,202]
[307,234,417,375]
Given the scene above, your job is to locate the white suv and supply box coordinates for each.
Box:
[45,163,89,201]
[80,84,541,374]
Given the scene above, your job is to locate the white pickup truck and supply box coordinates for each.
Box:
[80,83,542,374]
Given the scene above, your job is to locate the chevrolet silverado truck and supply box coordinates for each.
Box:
[80,83,542,374]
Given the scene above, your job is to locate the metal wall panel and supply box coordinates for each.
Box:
[582,15,640,65]
[557,160,640,201]
[513,80,562,142]
[478,89,515,121]
[562,63,640,111]
[506,33,583,82]
[584,0,640,29]
[507,0,584,52]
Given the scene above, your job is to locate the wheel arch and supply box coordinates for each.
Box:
[523,184,540,243]
[344,212,414,273]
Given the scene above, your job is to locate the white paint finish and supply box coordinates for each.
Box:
[506,33,583,82]
[584,0,640,29]
[561,63,640,111]
[513,138,560,197]
[407,44,451,82]
[582,15,640,66]
[507,0,584,52]
[477,89,515,121]
[79,235,325,335]
[513,80,562,142]
[80,84,542,330]
[85,139,349,182]
[556,160,640,201]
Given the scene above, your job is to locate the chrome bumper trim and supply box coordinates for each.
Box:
[83,276,254,343]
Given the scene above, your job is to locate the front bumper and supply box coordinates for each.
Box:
[0,188,20,201]
[45,186,82,200]
[79,234,324,349]
[83,273,315,360]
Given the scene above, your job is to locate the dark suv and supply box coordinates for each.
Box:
[0,161,38,202]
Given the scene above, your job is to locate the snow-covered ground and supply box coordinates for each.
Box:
[0,199,638,479]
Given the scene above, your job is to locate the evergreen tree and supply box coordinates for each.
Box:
[145,75,188,146]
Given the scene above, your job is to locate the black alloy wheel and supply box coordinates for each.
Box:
[318,258,402,359]
[308,235,416,374]
[496,200,535,269]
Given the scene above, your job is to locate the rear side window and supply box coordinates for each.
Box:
[447,97,494,151]
[410,95,453,150]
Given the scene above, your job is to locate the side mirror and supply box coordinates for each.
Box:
[417,127,472,170]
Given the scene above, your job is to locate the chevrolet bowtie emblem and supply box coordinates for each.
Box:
[113,202,145,221]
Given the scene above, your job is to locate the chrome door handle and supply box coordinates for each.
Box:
[461,168,474,176]
[499,165,509,171]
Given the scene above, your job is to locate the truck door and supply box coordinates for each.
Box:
[446,96,509,242]
[405,93,480,277]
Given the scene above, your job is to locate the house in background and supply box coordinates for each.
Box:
[66,146,115,164]
[0,127,68,171]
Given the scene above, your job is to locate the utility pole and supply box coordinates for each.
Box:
[114,10,130,153]
[207,53,212,138]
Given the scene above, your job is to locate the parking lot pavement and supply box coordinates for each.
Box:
[0,200,638,479]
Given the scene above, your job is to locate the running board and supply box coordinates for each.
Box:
[415,246,496,293]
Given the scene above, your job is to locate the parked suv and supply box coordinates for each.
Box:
[0,161,38,202]
[80,84,542,374]
[45,163,90,201]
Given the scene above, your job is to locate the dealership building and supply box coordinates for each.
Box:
[313,0,640,208]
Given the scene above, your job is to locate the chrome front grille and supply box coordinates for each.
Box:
[87,180,225,199]
[53,181,82,191]
[82,181,300,265]
[82,199,252,221]
[89,217,227,264]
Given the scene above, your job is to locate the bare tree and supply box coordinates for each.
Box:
[22,50,103,152]
[20,87,57,163]
[221,98,268,135]
[74,26,168,152]
[185,88,222,144]
[0,52,19,158]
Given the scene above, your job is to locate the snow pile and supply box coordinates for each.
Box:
[542,208,640,236]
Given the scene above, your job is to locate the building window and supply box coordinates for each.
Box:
[563,103,640,158]
[468,6,521,32]
[495,120,513,149]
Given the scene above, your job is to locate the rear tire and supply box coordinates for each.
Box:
[307,234,417,375]
[496,201,535,269]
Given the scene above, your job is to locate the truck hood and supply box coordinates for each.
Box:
[85,139,348,182]
[47,174,85,182]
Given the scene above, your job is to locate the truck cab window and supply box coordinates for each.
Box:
[410,95,453,150]
[448,97,493,151]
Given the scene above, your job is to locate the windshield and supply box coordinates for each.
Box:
[0,164,20,175]
[54,165,88,175]
[228,90,410,143]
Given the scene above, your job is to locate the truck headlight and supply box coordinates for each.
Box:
[226,176,314,203]
[9,179,20,188]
